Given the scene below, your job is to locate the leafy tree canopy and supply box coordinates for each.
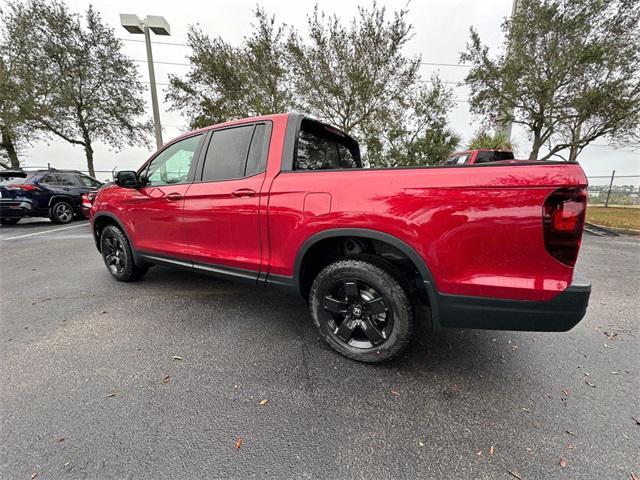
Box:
[461,0,640,161]
[2,0,151,175]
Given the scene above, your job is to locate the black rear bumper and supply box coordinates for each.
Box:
[432,275,591,332]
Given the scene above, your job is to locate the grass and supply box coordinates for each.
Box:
[586,206,640,231]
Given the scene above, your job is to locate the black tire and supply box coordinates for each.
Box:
[49,200,75,224]
[100,224,148,281]
[0,218,20,225]
[309,257,414,363]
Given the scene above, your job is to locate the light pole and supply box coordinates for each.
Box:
[120,14,171,150]
[498,0,520,143]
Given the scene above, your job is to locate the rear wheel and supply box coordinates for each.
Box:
[100,224,148,281]
[309,257,414,363]
[49,201,74,224]
[0,218,20,225]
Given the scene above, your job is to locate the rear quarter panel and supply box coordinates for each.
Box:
[267,163,587,301]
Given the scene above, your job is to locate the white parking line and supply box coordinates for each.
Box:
[3,223,88,240]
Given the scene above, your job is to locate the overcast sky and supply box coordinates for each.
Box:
[19,0,639,183]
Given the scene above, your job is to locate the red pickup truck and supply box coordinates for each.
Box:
[90,113,591,362]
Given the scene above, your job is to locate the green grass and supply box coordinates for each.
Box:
[586,206,640,231]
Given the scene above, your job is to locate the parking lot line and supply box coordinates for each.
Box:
[3,222,88,240]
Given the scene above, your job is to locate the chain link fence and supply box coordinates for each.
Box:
[587,172,640,207]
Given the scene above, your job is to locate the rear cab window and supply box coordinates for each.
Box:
[294,120,361,171]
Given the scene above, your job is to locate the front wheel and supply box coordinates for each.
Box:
[100,224,148,281]
[309,257,414,363]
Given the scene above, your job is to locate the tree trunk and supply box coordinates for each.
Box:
[568,123,582,162]
[529,130,542,160]
[0,125,21,169]
[568,146,579,162]
[84,141,95,177]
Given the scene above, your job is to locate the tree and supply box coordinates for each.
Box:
[167,8,293,128]
[461,0,640,161]
[3,0,151,176]
[287,3,458,166]
[468,131,512,151]
[0,1,50,169]
[363,77,460,166]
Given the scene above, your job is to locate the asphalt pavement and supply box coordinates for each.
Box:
[1,218,638,479]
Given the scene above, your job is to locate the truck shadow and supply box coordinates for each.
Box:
[140,265,538,391]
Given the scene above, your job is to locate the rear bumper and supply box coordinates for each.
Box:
[0,200,36,218]
[433,275,591,332]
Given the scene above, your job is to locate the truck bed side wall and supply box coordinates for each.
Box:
[267,163,588,302]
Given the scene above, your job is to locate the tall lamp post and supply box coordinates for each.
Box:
[120,14,170,150]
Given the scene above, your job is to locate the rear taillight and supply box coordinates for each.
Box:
[7,184,39,191]
[543,187,587,267]
[82,191,97,209]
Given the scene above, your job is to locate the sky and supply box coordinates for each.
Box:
[18,0,640,184]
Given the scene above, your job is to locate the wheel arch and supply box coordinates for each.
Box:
[293,228,439,324]
[93,212,135,254]
[48,194,77,208]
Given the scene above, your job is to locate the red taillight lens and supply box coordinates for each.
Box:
[543,188,587,266]
[82,191,97,208]
[7,184,39,191]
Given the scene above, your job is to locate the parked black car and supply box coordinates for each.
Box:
[0,169,103,225]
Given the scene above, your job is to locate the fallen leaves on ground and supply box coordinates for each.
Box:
[235,438,243,449]
[521,407,530,413]
[566,430,576,436]
[106,392,117,398]
[559,458,567,469]
[162,375,170,384]
[632,416,640,425]
[585,380,597,388]
[172,356,182,361]
[259,399,268,405]
[56,437,64,443]
[562,389,570,396]
[418,441,424,447]
[489,446,494,455]
[630,473,638,480]
[507,470,522,479]
[390,390,400,396]
[31,473,38,479]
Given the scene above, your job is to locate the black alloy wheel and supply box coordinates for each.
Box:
[103,233,126,276]
[100,224,148,281]
[310,257,414,363]
[50,201,74,224]
[322,279,394,349]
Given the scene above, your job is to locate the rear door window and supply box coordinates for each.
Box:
[201,125,255,182]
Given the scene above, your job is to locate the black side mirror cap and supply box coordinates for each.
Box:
[115,171,139,188]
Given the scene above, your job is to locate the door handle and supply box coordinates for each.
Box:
[231,188,256,198]
[166,192,183,201]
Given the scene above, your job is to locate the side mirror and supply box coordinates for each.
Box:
[115,170,139,188]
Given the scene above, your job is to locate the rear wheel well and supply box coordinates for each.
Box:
[298,236,429,306]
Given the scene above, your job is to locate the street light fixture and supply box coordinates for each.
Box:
[120,14,171,150]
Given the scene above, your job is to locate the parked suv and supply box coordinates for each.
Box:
[91,113,590,363]
[0,169,103,225]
